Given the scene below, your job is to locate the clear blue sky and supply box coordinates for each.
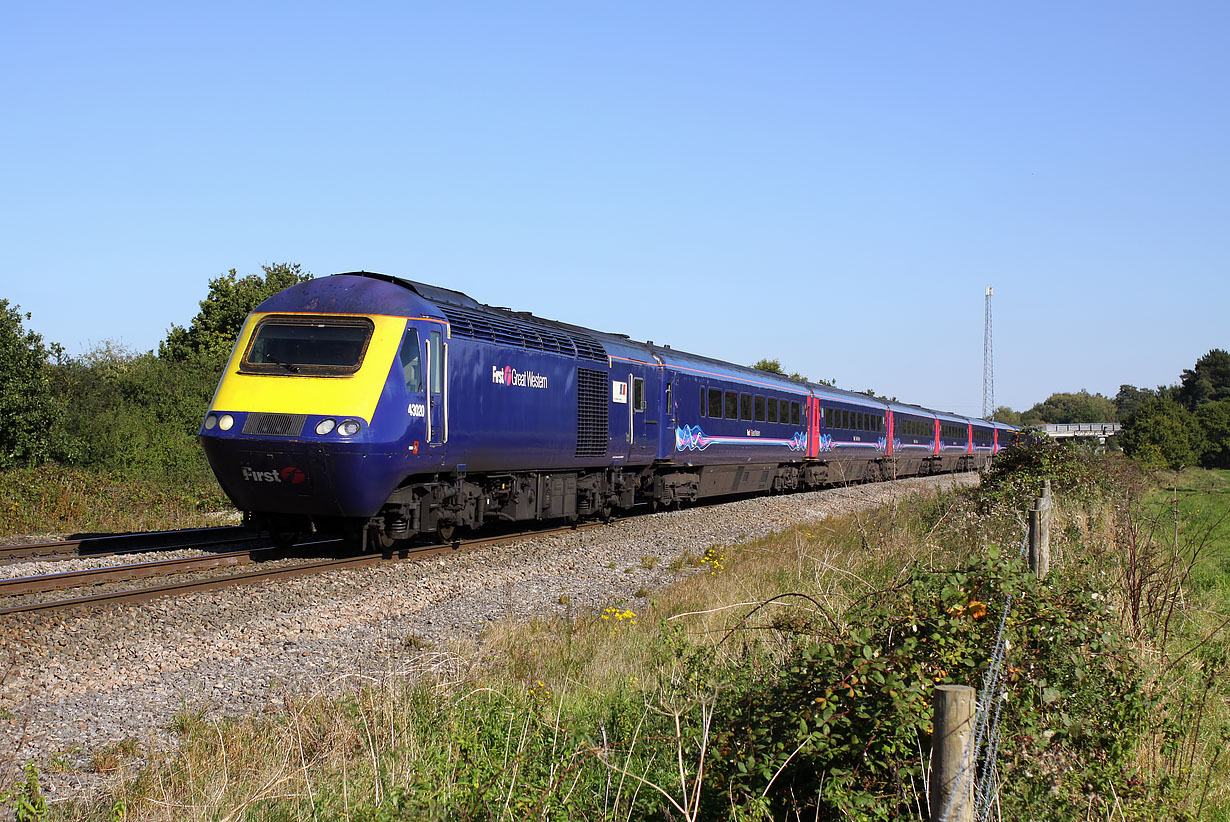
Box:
[3,1,1226,416]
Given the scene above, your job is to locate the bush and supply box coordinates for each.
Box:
[1121,396,1203,470]
[46,343,218,480]
[704,551,1149,820]
[977,434,1108,510]
[1195,400,1230,469]
[0,300,55,468]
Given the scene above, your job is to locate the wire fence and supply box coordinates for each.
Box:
[936,519,1036,822]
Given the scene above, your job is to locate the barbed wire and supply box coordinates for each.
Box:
[937,529,1030,822]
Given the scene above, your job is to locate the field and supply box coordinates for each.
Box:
[4,450,1230,820]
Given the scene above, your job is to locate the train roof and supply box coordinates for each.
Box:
[646,345,813,394]
[329,273,1018,430]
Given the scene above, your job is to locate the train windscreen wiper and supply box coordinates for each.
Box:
[263,353,300,373]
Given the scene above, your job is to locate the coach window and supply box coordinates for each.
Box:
[633,378,645,412]
[399,329,422,392]
[779,399,789,423]
[754,396,766,422]
[740,393,752,421]
[725,391,738,419]
[767,398,778,423]
[791,402,801,425]
[710,388,724,419]
[699,387,707,417]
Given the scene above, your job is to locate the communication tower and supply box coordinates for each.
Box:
[982,286,994,418]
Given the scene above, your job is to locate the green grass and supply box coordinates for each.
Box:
[0,464,233,539]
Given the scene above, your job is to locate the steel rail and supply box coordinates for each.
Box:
[0,526,257,563]
[0,549,275,597]
[0,521,606,616]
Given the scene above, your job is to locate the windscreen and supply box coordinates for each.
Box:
[241,316,374,375]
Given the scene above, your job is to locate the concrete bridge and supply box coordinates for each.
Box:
[1041,422,1122,442]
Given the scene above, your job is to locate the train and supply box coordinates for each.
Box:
[198,272,1017,547]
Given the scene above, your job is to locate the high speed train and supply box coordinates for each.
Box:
[199,273,1015,546]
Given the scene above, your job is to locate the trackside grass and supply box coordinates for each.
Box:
[8,448,1230,820]
[0,465,234,540]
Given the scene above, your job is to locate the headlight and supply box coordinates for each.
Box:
[315,418,336,435]
[338,419,361,437]
[204,414,218,430]
[218,414,235,431]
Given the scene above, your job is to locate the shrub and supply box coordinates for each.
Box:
[1121,396,1203,470]
[704,551,1149,820]
[0,300,55,468]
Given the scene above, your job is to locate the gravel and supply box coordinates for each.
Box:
[0,472,977,801]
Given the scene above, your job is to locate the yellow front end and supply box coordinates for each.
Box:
[209,312,407,422]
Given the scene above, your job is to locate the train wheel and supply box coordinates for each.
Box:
[598,505,613,522]
[437,523,456,542]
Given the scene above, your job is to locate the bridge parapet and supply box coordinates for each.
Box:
[1041,422,1122,439]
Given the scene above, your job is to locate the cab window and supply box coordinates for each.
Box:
[242,315,374,376]
[399,329,422,392]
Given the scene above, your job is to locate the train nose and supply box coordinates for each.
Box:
[201,439,405,518]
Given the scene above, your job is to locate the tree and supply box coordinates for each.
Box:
[750,358,811,382]
[1113,385,1155,419]
[159,263,312,364]
[990,406,1022,426]
[1021,390,1118,425]
[1120,396,1202,470]
[0,300,55,467]
[1178,349,1230,410]
[1195,400,1230,469]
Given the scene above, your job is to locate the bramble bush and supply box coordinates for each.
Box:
[701,550,1150,820]
[977,434,1112,511]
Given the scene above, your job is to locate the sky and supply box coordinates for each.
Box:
[2,1,1227,417]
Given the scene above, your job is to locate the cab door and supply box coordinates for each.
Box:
[425,329,448,447]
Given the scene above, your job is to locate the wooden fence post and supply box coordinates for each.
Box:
[1029,483,1051,579]
[930,684,975,822]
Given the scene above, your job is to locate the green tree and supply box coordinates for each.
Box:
[1195,399,1230,469]
[0,300,55,467]
[1113,384,1156,419]
[990,406,1022,426]
[1021,390,1118,425]
[750,358,812,382]
[1177,348,1230,410]
[1120,396,1202,470]
[159,262,312,364]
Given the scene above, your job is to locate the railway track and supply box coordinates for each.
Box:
[0,522,605,616]
[0,526,258,563]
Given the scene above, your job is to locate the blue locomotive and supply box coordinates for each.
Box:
[199,272,1015,546]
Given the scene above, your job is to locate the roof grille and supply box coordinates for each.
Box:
[242,412,306,437]
[576,368,609,458]
[440,305,608,363]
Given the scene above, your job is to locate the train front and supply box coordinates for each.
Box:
[198,274,444,537]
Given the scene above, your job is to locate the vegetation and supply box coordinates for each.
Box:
[0,263,310,538]
[1018,389,1118,426]
[0,300,56,469]
[750,357,813,382]
[14,444,1230,820]
[1119,349,1230,470]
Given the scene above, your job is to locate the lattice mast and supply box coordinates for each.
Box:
[982,286,994,418]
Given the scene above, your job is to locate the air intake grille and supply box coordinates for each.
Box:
[242,412,307,437]
[440,306,608,363]
[576,368,609,458]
